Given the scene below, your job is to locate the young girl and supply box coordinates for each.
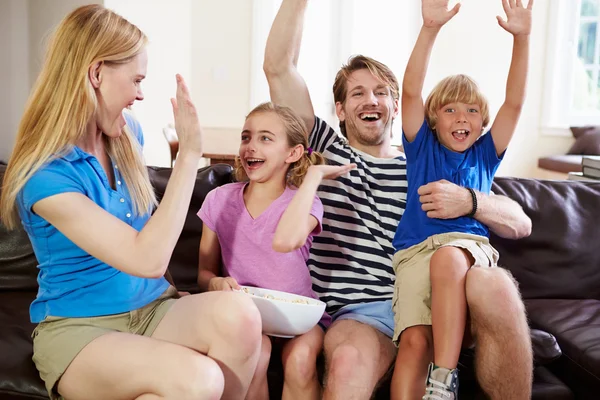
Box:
[197,102,355,400]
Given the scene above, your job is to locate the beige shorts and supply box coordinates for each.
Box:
[32,286,179,400]
[391,232,499,345]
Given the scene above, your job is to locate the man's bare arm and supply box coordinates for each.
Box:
[263,0,315,133]
[418,180,532,239]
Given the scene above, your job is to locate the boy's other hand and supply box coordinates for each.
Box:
[497,0,533,37]
[422,0,461,29]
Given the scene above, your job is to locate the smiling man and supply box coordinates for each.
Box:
[263,1,533,399]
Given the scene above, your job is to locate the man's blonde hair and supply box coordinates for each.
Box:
[333,55,399,137]
[0,4,156,229]
[424,74,490,133]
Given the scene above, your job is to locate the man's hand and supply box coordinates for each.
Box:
[418,179,471,219]
[208,277,240,291]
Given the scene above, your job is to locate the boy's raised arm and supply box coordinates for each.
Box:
[263,0,315,134]
[490,0,533,155]
[403,0,460,141]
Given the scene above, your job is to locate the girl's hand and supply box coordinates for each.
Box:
[497,0,533,37]
[422,0,461,29]
[171,74,203,158]
[308,164,357,180]
[208,277,240,291]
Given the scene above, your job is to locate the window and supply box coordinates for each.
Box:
[543,0,600,130]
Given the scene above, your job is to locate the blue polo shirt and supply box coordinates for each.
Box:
[392,119,503,251]
[17,114,169,323]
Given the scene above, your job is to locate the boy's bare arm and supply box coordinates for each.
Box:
[490,0,533,155]
[263,0,315,134]
[403,0,460,141]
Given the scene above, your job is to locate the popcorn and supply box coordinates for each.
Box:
[241,287,311,304]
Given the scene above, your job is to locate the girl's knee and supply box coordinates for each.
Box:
[284,341,319,383]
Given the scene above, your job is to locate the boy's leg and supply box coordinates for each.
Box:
[151,291,263,400]
[281,325,324,400]
[429,246,471,368]
[466,267,532,400]
[246,335,272,400]
[322,301,396,400]
[390,325,433,400]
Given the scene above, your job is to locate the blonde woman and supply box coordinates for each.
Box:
[0,4,262,400]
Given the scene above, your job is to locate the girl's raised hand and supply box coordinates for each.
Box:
[497,0,533,36]
[422,0,461,29]
[171,74,203,158]
[309,164,357,180]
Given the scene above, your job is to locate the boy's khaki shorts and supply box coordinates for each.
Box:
[32,286,179,400]
[391,232,499,345]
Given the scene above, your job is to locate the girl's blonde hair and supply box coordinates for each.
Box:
[424,74,490,133]
[0,4,156,229]
[234,102,325,188]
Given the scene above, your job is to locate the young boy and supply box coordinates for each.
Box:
[391,0,532,398]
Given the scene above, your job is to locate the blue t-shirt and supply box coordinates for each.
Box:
[17,113,169,323]
[392,120,503,251]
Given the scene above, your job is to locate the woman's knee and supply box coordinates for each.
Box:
[430,247,470,283]
[257,335,272,372]
[169,354,224,400]
[215,293,262,352]
[398,326,432,358]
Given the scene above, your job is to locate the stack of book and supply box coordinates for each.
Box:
[568,156,600,181]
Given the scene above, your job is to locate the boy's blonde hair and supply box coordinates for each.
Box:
[234,102,325,188]
[424,74,490,133]
[0,4,156,229]
[333,55,400,137]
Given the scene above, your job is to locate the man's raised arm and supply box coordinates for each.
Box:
[263,0,315,133]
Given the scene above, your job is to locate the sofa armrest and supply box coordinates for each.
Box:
[531,328,562,367]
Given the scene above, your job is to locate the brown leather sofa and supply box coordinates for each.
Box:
[1,162,598,399]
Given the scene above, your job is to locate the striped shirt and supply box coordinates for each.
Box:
[308,116,408,314]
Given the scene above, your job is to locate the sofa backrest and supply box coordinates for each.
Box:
[148,164,233,292]
[0,164,40,291]
[491,177,600,301]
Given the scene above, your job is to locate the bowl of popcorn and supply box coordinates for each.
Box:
[239,286,326,338]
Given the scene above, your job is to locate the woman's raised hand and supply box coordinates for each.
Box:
[422,0,461,29]
[171,74,203,158]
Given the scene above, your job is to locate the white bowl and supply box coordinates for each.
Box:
[239,286,326,338]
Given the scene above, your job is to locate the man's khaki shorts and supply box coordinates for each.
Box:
[391,232,499,345]
[32,286,179,400]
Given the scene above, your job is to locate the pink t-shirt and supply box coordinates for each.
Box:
[198,182,330,327]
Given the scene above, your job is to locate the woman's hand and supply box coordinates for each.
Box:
[497,0,533,37]
[171,74,203,158]
[422,0,461,29]
[208,277,240,291]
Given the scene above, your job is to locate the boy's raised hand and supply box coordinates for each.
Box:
[497,0,533,36]
[422,0,461,29]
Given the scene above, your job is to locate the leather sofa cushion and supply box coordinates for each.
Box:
[538,155,583,173]
[491,178,600,300]
[526,299,600,383]
[0,292,46,399]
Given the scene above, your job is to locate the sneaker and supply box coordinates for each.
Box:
[422,363,459,400]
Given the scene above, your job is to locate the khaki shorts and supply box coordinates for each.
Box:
[32,286,179,400]
[391,233,499,344]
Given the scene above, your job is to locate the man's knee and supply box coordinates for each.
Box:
[466,268,526,327]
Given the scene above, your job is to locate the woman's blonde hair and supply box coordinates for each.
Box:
[424,74,490,133]
[0,4,156,229]
[234,102,325,188]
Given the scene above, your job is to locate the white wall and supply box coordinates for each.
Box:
[0,0,29,162]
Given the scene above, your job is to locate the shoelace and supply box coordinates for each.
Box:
[422,376,453,400]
